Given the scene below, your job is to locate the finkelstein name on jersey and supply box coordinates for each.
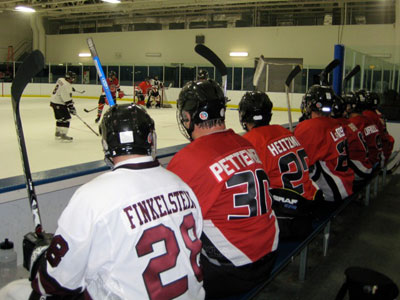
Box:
[209,148,262,182]
[330,126,345,142]
[267,136,301,157]
[123,190,197,229]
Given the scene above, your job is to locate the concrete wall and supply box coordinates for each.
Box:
[44,25,396,67]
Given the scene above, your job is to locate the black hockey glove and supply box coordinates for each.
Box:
[66,100,77,115]
[23,232,53,280]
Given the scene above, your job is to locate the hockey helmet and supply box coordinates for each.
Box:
[99,104,156,165]
[343,91,365,114]
[108,70,117,78]
[357,89,380,110]
[238,91,273,131]
[198,69,209,80]
[301,85,337,119]
[65,71,76,83]
[177,79,227,140]
[331,95,347,119]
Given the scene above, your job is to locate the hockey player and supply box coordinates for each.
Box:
[294,85,354,204]
[27,104,205,299]
[95,71,123,123]
[49,71,77,141]
[239,91,322,240]
[347,91,383,168]
[360,90,394,165]
[167,80,279,298]
[146,85,161,108]
[332,94,373,182]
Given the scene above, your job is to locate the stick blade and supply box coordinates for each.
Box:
[11,50,44,104]
[343,65,361,83]
[285,65,302,87]
[323,59,340,74]
[253,55,266,88]
[195,44,227,76]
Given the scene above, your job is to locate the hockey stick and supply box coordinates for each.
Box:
[253,55,266,90]
[318,59,340,86]
[285,65,302,132]
[11,50,45,236]
[75,114,99,136]
[72,88,85,94]
[84,106,97,113]
[342,65,361,93]
[87,37,115,107]
[194,44,228,96]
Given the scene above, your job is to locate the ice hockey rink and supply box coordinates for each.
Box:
[0,96,301,180]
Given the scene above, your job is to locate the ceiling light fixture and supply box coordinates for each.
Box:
[15,6,36,12]
[79,53,91,57]
[229,52,248,57]
[145,52,161,57]
[101,0,121,3]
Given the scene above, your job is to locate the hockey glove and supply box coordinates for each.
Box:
[66,101,77,115]
[22,232,53,280]
[118,90,125,99]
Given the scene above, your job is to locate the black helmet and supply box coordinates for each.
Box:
[331,95,346,119]
[65,71,76,82]
[301,85,337,119]
[198,69,209,80]
[99,104,156,165]
[238,91,273,131]
[177,79,227,140]
[343,91,365,114]
[357,89,380,110]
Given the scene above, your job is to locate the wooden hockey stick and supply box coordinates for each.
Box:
[342,65,361,93]
[75,114,99,136]
[84,106,97,113]
[253,55,266,91]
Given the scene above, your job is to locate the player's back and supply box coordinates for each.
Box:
[50,78,71,104]
[168,129,279,266]
[243,124,319,201]
[350,114,382,166]
[294,117,354,201]
[51,160,205,300]
[335,117,372,179]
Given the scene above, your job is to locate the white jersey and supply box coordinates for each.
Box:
[32,156,205,300]
[50,78,73,105]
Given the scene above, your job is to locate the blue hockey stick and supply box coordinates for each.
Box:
[87,37,115,107]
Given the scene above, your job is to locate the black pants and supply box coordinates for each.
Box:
[202,251,277,299]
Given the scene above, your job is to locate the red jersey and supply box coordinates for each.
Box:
[363,110,394,164]
[294,117,354,202]
[335,117,372,179]
[167,129,279,267]
[102,77,120,98]
[138,80,152,95]
[243,125,319,201]
[349,114,383,167]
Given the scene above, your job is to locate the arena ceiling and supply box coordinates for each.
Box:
[0,0,395,32]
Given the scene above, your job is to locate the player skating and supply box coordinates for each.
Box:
[167,80,279,298]
[294,85,354,206]
[49,71,77,141]
[24,103,205,299]
[95,71,124,123]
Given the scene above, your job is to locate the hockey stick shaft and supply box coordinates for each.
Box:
[87,38,115,107]
[285,65,302,132]
[11,50,45,235]
[75,114,99,136]
[194,44,228,96]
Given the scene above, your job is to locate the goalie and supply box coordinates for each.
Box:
[146,85,161,108]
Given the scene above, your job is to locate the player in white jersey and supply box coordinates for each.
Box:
[50,71,77,141]
[26,104,205,299]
